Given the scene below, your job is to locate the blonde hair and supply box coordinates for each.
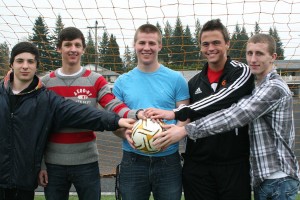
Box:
[248,33,276,55]
[134,24,162,44]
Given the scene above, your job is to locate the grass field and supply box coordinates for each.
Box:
[34,196,159,200]
[34,196,169,200]
[34,194,300,200]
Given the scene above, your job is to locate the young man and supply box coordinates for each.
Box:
[112,24,190,200]
[145,19,255,200]
[38,27,142,200]
[152,34,300,200]
[0,42,134,200]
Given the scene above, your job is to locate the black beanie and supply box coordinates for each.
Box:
[10,42,40,68]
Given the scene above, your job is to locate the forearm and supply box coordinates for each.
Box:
[176,118,190,127]
[174,99,191,121]
[112,128,126,139]
[55,97,121,132]
[185,105,247,140]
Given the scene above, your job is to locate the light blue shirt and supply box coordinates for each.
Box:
[113,64,190,157]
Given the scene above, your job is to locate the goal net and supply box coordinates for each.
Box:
[0,0,299,176]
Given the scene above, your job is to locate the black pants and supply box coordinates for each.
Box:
[0,188,34,200]
[182,159,251,200]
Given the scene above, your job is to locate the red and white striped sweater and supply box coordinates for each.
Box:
[41,67,136,166]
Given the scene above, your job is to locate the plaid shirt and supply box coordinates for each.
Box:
[186,69,299,186]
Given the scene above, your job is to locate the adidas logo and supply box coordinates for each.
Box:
[195,87,202,94]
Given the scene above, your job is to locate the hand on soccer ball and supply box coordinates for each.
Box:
[125,128,136,149]
[118,118,136,129]
[144,108,175,120]
[152,124,187,150]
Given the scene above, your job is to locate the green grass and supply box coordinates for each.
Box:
[33,194,300,200]
[34,195,183,200]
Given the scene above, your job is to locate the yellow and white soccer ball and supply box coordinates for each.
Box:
[131,118,163,154]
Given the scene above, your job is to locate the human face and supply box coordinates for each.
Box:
[134,32,162,71]
[200,30,229,69]
[58,38,84,66]
[246,42,276,82]
[11,52,37,84]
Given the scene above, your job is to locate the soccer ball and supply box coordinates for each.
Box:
[131,118,163,154]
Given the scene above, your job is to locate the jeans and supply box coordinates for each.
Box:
[254,177,300,200]
[0,188,34,200]
[119,151,182,200]
[182,159,251,200]
[44,161,100,200]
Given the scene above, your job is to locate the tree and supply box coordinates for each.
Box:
[0,42,9,76]
[230,24,248,63]
[194,19,202,45]
[29,16,55,71]
[156,22,163,34]
[99,31,109,69]
[194,19,202,64]
[230,24,241,60]
[163,21,173,64]
[251,21,261,36]
[239,26,249,63]
[254,22,261,34]
[51,14,64,68]
[156,22,168,64]
[131,49,137,68]
[182,25,198,66]
[123,45,132,69]
[106,34,123,72]
[82,30,96,66]
[269,27,284,60]
[170,17,185,66]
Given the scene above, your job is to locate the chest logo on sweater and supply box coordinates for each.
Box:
[74,89,93,104]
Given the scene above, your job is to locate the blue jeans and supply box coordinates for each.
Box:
[119,151,182,200]
[44,162,100,200]
[253,177,300,200]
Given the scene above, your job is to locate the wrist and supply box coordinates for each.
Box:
[135,109,144,120]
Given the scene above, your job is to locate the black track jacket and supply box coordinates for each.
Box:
[0,72,121,191]
[175,57,255,164]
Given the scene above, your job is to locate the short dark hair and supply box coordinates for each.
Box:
[134,24,162,44]
[248,33,276,55]
[199,19,230,44]
[10,42,40,68]
[57,27,86,49]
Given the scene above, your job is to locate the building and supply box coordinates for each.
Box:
[275,60,300,96]
[84,64,121,90]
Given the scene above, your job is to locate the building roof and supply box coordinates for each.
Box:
[275,60,300,70]
[84,64,120,76]
[179,70,200,81]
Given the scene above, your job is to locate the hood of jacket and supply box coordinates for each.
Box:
[3,69,44,95]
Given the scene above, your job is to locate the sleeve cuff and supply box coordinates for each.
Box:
[185,123,199,141]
